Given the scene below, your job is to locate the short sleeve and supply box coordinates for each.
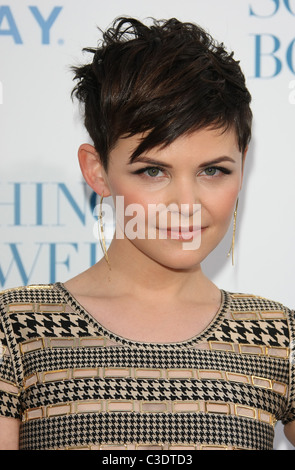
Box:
[281,308,295,425]
[0,298,22,420]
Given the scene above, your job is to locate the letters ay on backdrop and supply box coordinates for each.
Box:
[0,5,62,44]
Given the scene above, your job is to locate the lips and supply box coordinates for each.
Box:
[168,226,201,232]
[157,226,205,240]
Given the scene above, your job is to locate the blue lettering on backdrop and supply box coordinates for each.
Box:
[0,182,21,225]
[250,0,295,77]
[0,242,98,286]
[49,242,78,283]
[286,38,295,73]
[0,6,21,43]
[0,183,100,286]
[0,182,94,226]
[29,6,62,44]
[57,183,87,226]
[250,0,295,17]
[252,36,295,78]
[0,243,42,286]
[252,34,282,77]
[0,5,62,44]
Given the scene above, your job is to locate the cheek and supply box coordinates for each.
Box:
[109,179,158,216]
[203,185,239,224]
[109,181,155,238]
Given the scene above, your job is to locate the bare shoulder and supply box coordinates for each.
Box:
[0,416,20,450]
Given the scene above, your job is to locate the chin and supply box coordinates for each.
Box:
[131,233,220,271]
[143,245,207,271]
[162,254,206,271]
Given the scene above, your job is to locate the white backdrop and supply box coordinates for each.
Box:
[0,0,294,449]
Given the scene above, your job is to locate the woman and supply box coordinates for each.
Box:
[0,17,294,450]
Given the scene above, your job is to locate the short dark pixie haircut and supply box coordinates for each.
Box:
[72,17,252,170]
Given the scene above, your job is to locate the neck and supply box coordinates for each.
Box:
[96,236,214,301]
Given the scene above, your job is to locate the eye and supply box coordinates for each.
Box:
[204,167,218,176]
[200,166,231,177]
[132,166,166,178]
[145,167,163,177]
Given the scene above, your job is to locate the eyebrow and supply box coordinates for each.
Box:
[199,156,237,167]
[129,155,236,168]
[129,156,173,168]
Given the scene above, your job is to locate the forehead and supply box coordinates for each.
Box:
[109,127,241,168]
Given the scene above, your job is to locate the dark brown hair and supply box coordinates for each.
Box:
[72,17,252,170]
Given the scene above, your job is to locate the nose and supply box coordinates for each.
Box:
[168,179,200,218]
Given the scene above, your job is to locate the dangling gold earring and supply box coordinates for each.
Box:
[227,198,239,266]
[98,193,111,269]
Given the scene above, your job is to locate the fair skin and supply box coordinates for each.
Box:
[0,417,21,449]
[1,126,295,448]
[284,422,295,446]
[64,127,243,342]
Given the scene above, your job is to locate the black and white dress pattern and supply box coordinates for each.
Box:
[0,282,294,450]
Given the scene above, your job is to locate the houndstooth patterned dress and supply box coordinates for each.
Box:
[0,282,294,450]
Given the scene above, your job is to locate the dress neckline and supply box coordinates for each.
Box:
[54,281,230,348]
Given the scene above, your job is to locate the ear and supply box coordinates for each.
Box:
[78,144,111,197]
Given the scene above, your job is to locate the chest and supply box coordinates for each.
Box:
[74,296,221,343]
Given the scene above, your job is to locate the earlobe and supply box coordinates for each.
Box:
[78,143,111,197]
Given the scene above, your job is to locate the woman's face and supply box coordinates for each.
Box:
[103,126,245,270]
